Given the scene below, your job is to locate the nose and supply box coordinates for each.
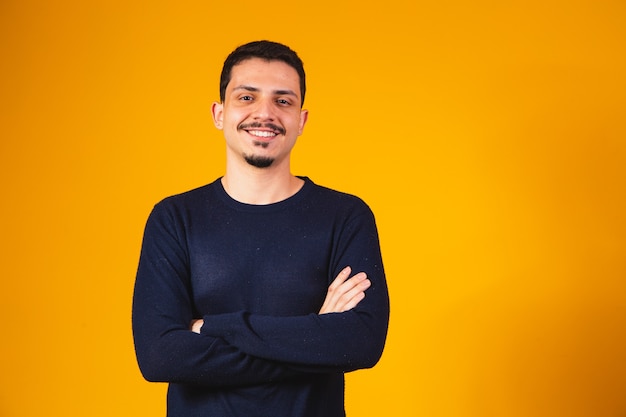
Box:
[252,97,275,121]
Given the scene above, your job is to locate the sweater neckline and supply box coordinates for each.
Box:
[213,176,313,212]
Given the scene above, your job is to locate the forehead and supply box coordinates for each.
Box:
[228,58,301,94]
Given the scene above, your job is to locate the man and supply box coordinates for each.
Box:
[132,40,389,417]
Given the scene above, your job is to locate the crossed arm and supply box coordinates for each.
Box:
[191,266,371,333]
[135,262,378,386]
[133,200,388,386]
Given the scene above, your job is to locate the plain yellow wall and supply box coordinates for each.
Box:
[1,1,625,416]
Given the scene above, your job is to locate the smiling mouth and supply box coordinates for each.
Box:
[239,122,286,137]
[248,130,277,138]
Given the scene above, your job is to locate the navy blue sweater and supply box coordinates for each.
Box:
[132,177,389,417]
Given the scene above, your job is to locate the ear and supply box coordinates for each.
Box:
[211,102,224,129]
[298,109,309,135]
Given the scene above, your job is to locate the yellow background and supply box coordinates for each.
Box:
[1,1,625,416]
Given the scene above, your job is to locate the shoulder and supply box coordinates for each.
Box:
[303,177,374,218]
[155,180,218,209]
[142,180,223,240]
[147,180,221,224]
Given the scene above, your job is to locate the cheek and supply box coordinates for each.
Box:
[223,105,247,121]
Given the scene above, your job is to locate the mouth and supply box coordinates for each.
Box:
[239,122,286,139]
[247,130,278,139]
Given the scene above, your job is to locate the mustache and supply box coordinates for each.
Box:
[238,122,286,136]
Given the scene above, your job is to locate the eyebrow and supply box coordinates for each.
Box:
[232,85,298,98]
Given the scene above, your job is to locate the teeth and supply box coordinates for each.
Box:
[248,130,276,138]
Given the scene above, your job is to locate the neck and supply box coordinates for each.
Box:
[222,159,303,205]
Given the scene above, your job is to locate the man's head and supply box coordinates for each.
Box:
[219,40,306,108]
[212,41,309,170]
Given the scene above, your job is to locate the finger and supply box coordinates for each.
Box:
[328,266,352,291]
[340,290,366,312]
[190,319,204,334]
[336,278,371,309]
[319,269,351,314]
[332,280,369,312]
[326,272,367,307]
[336,272,368,292]
[319,268,369,314]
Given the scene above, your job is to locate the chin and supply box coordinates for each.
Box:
[244,154,275,168]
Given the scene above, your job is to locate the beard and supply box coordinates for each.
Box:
[244,153,274,168]
[243,139,275,168]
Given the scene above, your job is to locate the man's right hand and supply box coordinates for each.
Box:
[319,266,371,314]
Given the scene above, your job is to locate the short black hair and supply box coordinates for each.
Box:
[219,40,306,107]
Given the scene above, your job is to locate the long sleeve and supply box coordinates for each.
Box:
[132,202,303,387]
[199,208,390,372]
[132,177,390,396]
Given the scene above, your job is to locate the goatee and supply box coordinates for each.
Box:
[244,154,274,168]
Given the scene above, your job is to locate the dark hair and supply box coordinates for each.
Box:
[219,40,306,107]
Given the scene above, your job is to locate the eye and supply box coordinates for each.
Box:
[239,95,253,101]
[276,98,291,106]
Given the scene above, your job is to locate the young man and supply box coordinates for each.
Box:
[132,40,389,417]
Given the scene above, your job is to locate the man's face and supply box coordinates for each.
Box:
[212,58,308,169]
